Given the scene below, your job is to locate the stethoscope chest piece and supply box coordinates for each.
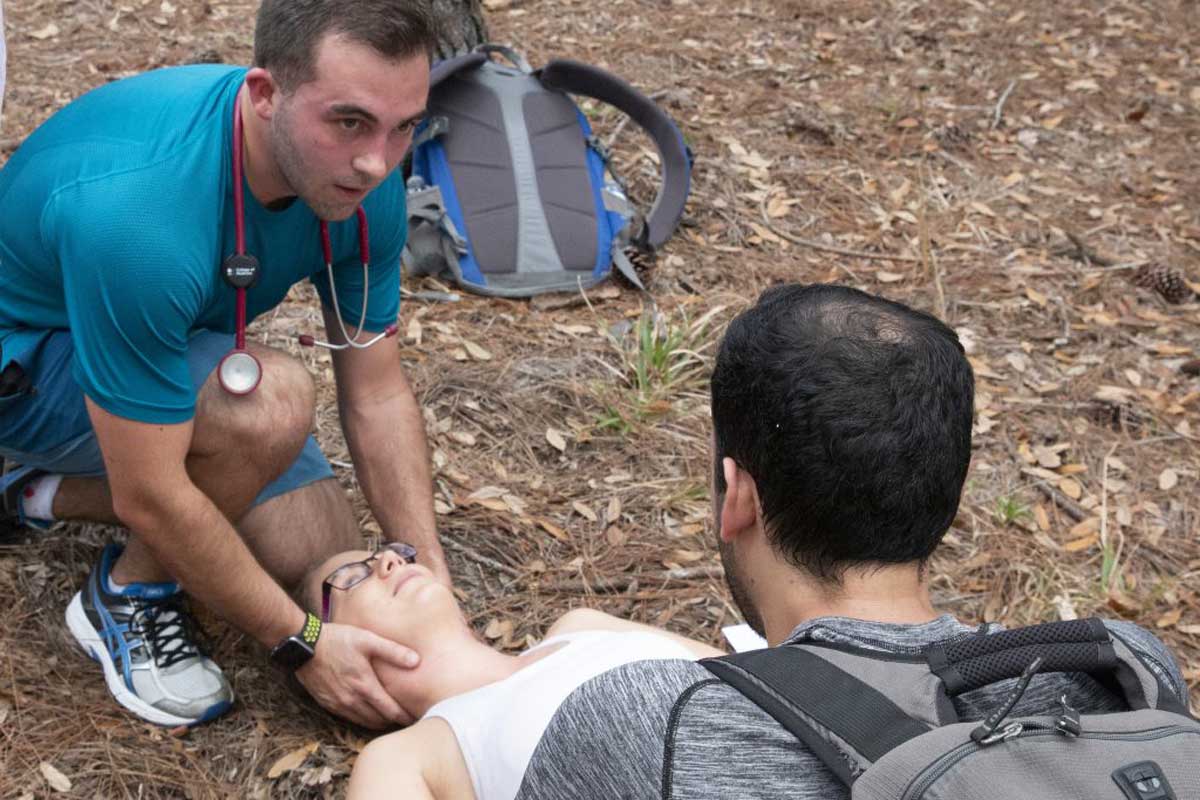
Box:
[218,349,262,395]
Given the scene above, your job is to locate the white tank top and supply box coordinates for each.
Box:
[423,629,697,800]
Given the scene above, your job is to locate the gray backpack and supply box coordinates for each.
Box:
[703,618,1199,799]
[403,44,692,297]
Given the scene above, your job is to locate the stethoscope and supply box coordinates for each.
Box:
[217,91,398,395]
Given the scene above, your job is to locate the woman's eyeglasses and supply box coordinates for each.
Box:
[321,542,417,622]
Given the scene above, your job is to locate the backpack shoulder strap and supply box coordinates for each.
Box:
[537,58,691,251]
[701,645,933,787]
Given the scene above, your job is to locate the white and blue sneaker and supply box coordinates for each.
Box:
[65,544,234,726]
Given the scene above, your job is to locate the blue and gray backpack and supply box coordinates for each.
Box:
[402,44,692,296]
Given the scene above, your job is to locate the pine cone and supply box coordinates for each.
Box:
[1131,263,1194,304]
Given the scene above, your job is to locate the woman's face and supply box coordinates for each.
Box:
[310,548,463,644]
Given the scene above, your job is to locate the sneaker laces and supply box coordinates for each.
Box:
[130,594,207,670]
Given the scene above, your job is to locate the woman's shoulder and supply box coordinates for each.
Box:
[351,720,472,800]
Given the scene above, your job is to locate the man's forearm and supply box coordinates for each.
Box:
[119,483,303,647]
[339,373,444,572]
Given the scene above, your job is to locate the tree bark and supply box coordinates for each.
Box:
[430,0,489,60]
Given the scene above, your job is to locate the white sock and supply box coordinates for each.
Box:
[20,473,62,522]
[106,571,128,594]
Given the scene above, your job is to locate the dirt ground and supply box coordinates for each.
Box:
[2,0,1198,797]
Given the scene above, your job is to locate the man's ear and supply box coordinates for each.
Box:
[718,457,760,544]
[243,67,280,121]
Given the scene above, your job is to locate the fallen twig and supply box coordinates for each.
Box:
[1057,231,1119,267]
[758,196,919,263]
[991,80,1016,130]
[1033,481,1088,523]
[545,564,724,594]
[443,536,523,578]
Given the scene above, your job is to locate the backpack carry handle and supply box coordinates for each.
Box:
[926,617,1190,717]
[928,618,1116,696]
[538,58,692,251]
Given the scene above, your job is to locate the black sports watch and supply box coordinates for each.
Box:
[270,612,322,671]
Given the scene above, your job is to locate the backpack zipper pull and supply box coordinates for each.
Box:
[977,721,1024,746]
[969,655,1044,745]
[1054,694,1082,737]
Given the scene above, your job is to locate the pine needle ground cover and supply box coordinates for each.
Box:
[2,0,1197,796]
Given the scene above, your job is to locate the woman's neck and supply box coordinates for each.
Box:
[376,631,528,719]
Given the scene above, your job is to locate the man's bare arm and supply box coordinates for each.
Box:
[86,398,418,728]
[322,306,448,584]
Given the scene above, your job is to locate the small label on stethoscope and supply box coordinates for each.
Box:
[221,253,260,289]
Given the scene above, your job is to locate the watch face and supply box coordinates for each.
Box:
[272,637,315,671]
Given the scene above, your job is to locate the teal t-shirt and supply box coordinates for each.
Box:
[0,65,404,424]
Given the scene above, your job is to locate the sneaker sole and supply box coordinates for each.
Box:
[65,592,231,727]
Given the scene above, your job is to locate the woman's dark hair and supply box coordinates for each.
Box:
[254,0,438,91]
[711,284,974,582]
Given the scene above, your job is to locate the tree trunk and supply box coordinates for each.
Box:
[430,0,489,60]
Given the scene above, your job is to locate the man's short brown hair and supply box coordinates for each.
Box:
[254,0,438,92]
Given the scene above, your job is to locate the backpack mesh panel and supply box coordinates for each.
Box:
[941,619,1102,663]
[953,642,1103,692]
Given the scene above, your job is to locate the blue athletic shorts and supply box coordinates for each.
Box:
[0,329,334,507]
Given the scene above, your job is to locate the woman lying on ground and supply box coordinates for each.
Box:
[297,542,724,800]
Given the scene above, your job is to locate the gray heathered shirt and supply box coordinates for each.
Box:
[514,614,1188,800]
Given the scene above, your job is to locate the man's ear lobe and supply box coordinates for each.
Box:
[718,458,759,543]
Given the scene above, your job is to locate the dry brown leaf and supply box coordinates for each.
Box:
[448,430,476,446]
[537,518,568,541]
[1068,517,1100,537]
[268,743,318,779]
[484,618,513,639]
[1058,464,1087,475]
[875,270,905,283]
[39,763,71,793]
[545,428,568,453]
[1093,385,1135,404]
[671,549,705,563]
[461,339,493,361]
[1058,478,1083,500]
[1107,588,1140,615]
[29,23,60,39]
[969,201,996,218]
[1156,608,1183,629]
[572,501,597,522]
[606,496,622,522]
[1033,445,1061,469]
[1158,468,1179,491]
[606,525,628,547]
[1024,286,1048,307]
[1063,533,1098,552]
[1034,503,1050,532]
[1177,624,1200,635]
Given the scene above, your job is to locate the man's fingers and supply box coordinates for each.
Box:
[361,628,420,669]
[357,671,408,724]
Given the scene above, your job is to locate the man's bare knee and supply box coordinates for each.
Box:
[194,346,316,470]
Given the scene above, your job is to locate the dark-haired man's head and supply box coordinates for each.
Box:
[710,284,974,636]
[254,0,438,93]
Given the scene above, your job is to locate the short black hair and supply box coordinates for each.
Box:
[254,0,438,92]
[711,284,974,582]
